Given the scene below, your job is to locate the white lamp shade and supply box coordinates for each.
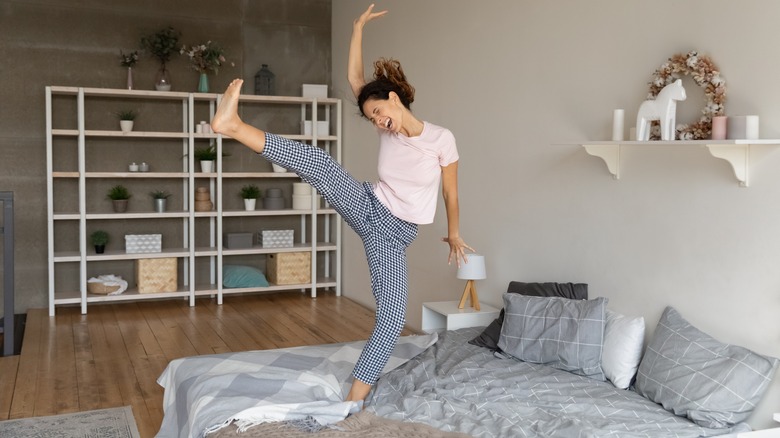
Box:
[457,254,486,280]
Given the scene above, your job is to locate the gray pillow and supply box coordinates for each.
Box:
[498,294,607,381]
[469,282,588,350]
[635,306,779,429]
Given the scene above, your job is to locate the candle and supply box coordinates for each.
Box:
[612,109,625,141]
[711,116,727,140]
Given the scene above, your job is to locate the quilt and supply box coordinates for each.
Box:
[368,327,751,438]
[156,333,438,438]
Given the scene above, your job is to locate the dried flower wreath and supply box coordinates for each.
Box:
[647,50,726,140]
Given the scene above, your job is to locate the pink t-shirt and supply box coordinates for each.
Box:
[373,121,459,224]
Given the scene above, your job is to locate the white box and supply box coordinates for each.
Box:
[302,84,328,98]
[301,120,329,137]
[257,229,294,248]
[125,234,162,254]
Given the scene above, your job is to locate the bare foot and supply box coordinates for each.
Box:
[211,79,244,134]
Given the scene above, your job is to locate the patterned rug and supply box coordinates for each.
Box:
[0,405,141,437]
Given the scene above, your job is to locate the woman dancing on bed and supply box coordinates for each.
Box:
[211,3,472,403]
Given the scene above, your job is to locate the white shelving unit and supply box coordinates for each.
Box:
[577,140,780,187]
[46,86,341,315]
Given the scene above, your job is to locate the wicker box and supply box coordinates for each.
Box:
[135,258,178,293]
[267,252,311,285]
[223,232,254,249]
[257,229,294,248]
[125,234,162,254]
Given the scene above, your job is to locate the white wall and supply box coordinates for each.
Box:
[332,0,780,429]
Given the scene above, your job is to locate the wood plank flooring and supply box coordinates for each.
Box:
[0,291,414,438]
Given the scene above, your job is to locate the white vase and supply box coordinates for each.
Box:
[200,160,214,173]
[244,198,256,211]
[271,163,287,173]
[119,120,134,132]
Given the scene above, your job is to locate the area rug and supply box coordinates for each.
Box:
[0,405,141,437]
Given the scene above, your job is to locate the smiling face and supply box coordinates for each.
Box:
[361,92,404,133]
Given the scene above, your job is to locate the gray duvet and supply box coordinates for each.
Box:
[367,327,749,438]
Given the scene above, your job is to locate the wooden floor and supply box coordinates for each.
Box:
[0,291,414,438]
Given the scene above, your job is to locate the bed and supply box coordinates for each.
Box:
[156,282,779,438]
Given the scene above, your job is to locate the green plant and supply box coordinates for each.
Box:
[240,184,261,199]
[140,26,181,64]
[149,190,172,199]
[107,184,131,200]
[90,230,109,246]
[119,50,139,67]
[193,145,229,161]
[116,109,137,121]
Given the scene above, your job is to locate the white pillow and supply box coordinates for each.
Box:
[602,309,645,389]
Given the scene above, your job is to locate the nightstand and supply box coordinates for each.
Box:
[421,301,500,333]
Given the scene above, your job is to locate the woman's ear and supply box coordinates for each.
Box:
[388,91,401,106]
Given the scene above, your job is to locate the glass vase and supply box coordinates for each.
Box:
[155,63,172,91]
[126,67,134,90]
[198,72,209,93]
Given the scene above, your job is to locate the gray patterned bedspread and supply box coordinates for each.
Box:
[367,327,750,438]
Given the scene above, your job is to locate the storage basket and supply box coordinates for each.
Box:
[267,252,311,285]
[87,282,120,295]
[136,257,178,293]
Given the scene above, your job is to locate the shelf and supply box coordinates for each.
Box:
[577,140,780,187]
[47,86,342,314]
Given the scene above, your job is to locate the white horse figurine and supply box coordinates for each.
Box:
[636,79,686,141]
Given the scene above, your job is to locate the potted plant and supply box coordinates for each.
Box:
[240,184,261,211]
[90,230,109,254]
[193,145,228,173]
[180,41,230,93]
[107,184,131,213]
[116,109,137,132]
[140,26,181,91]
[150,190,172,213]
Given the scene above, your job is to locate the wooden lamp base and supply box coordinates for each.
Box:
[457,279,481,311]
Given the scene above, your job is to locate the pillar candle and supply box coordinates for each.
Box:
[612,109,625,141]
[711,116,727,140]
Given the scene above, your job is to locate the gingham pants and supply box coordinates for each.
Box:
[262,133,418,385]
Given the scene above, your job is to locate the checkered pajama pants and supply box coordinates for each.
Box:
[261,133,418,385]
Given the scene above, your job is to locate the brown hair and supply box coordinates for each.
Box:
[357,58,415,118]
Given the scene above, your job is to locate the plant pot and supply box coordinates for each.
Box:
[271,163,287,173]
[200,160,214,173]
[94,245,105,254]
[120,120,134,132]
[244,198,257,211]
[112,199,128,213]
[154,198,167,213]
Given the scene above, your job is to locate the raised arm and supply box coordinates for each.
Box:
[348,4,387,99]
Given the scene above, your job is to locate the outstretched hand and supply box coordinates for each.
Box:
[354,3,388,28]
[441,236,475,268]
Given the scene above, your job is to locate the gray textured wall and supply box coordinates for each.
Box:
[0,0,331,313]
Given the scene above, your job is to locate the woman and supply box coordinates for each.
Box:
[210,3,472,403]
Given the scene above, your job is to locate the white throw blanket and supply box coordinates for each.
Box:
[156,334,438,438]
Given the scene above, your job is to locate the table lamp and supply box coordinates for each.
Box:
[457,254,486,311]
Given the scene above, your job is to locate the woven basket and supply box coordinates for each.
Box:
[135,258,178,293]
[87,282,121,295]
[267,252,311,285]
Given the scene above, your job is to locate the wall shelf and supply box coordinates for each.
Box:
[578,140,780,187]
